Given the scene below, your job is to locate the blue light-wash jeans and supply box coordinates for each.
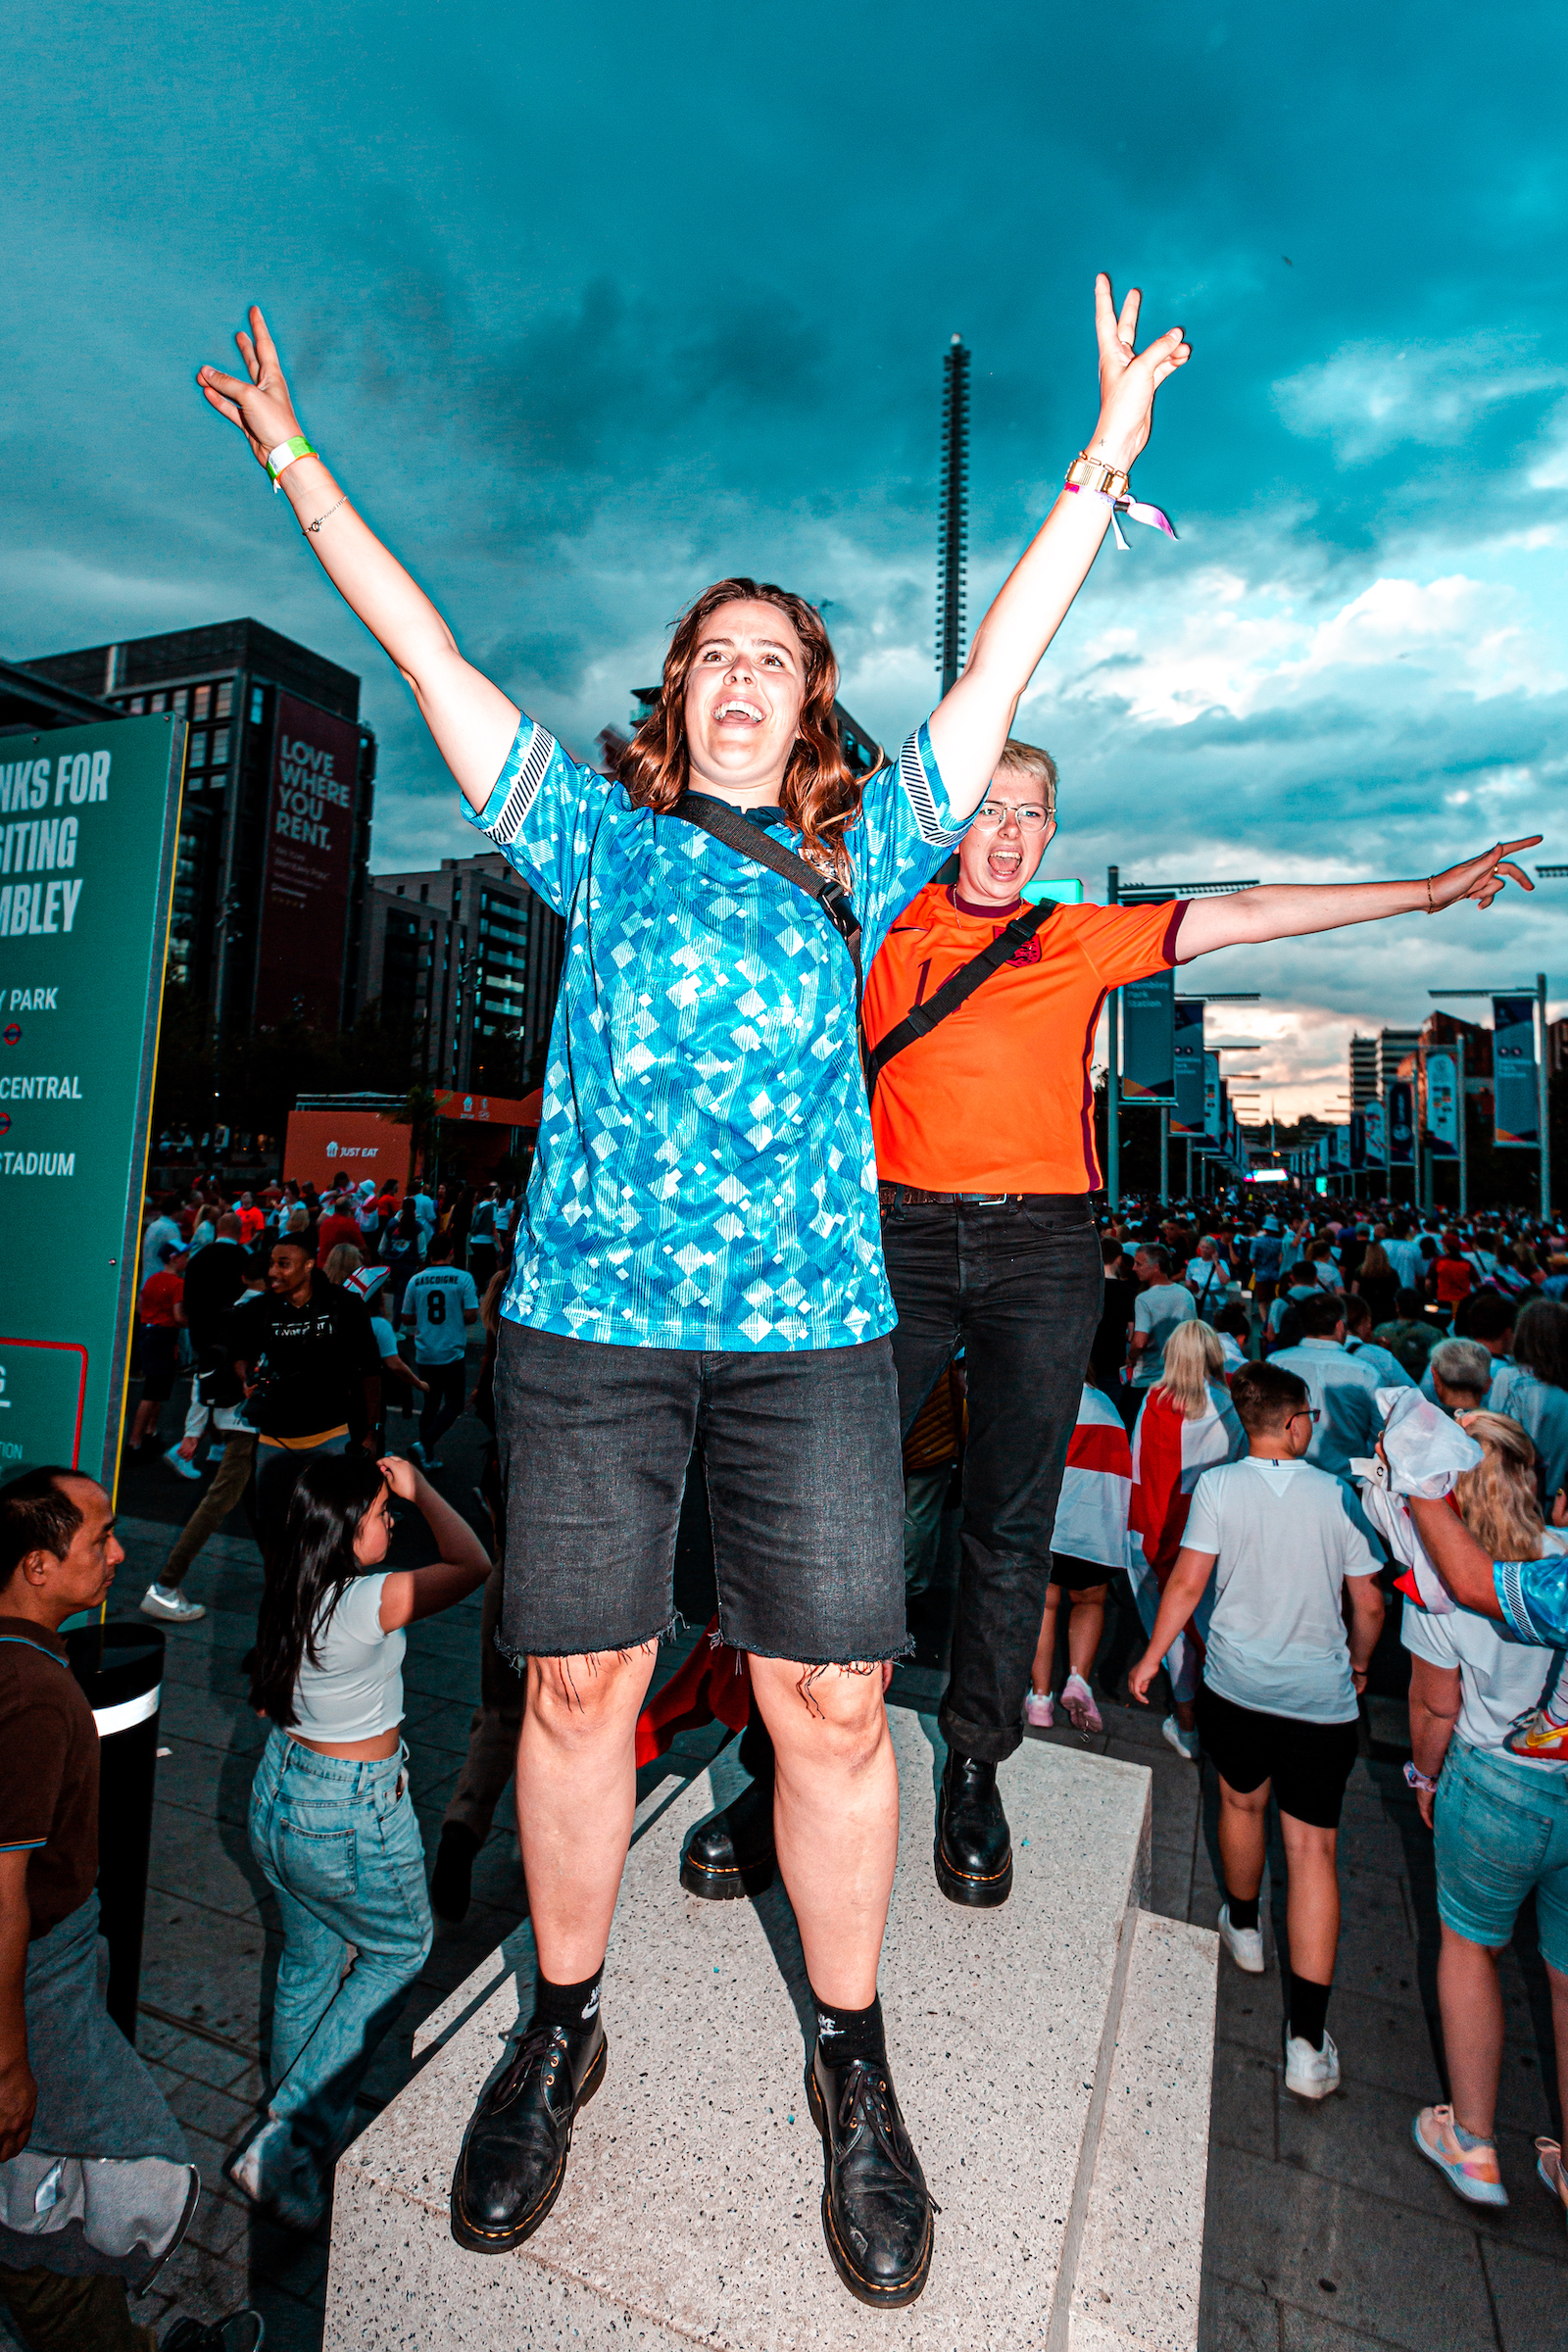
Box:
[247,1729,433,2184]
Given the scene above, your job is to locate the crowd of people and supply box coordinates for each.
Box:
[4,273,1564,2344]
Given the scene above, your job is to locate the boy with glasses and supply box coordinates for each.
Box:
[1129,1359,1384,2100]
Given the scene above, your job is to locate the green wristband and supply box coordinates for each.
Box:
[266,434,318,488]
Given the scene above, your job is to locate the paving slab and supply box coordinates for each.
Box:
[324,1719,1208,2351]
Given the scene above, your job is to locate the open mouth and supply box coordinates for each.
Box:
[987,844,1024,880]
[713,699,764,727]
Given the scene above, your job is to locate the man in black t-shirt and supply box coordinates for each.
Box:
[228,1237,382,1548]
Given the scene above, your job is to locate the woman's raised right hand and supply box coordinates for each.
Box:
[196,305,307,474]
[378,1454,422,1502]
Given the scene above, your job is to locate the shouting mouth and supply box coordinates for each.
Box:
[987,843,1024,882]
[712,699,764,727]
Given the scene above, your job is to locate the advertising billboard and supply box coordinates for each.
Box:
[1425,1048,1459,1158]
[1388,1077,1416,1165]
[0,716,182,1490]
[283,1108,412,1196]
[1170,999,1206,1135]
[1363,1097,1386,1164]
[1492,995,1539,1148]
[1121,967,1175,1102]
[253,693,362,1029]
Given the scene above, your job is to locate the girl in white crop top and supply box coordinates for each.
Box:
[232,1450,490,2231]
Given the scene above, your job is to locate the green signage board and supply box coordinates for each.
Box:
[0,715,183,1494]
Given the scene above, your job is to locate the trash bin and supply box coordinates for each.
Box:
[67,1619,165,2043]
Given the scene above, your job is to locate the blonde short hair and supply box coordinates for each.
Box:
[997,738,1058,816]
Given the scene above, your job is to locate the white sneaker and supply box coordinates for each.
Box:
[1024,1689,1054,1729]
[164,1446,203,1483]
[140,1584,206,1624]
[1162,1713,1200,1762]
[1217,1901,1265,1975]
[1285,2029,1341,2100]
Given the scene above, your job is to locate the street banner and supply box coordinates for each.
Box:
[1363,1097,1386,1164]
[1388,1077,1415,1164]
[1171,999,1206,1135]
[1350,1112,1365,1170]
[1492,994,1539,1148]
[1202,1051,1221,1136]
[1425,1048,1459,1158]
[1121,967,1175,1102]
[253,692,363,1030]
[0,715,183,1491]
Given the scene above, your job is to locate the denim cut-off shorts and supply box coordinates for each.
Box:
[1435,1736,1568,1972]
[494,1322,906,1666]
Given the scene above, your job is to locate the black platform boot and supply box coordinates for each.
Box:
[680,1708,777,1898]
[933,1748,1013,1907]
[450,2009,607,2253]
[808,2039,934,2307]
[679,1762,777,1897]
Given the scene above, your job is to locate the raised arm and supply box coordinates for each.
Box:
[374,1459,492,1630]
[926,275,1190,816]
[1403,1495,1503,1619]
[1174,840,1540,959]
[198,309,518,808]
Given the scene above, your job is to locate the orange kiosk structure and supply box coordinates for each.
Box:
[283,1088,543,1193]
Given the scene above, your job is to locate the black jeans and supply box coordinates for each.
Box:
[418,1358,467,1451]
[880,1196,1102,1763]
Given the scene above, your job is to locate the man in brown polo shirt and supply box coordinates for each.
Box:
[0,1467,261,2352]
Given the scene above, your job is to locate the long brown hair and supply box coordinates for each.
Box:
[616,578,881,879]
[1453,1410,1546,1560]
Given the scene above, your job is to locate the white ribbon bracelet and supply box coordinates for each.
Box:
[1065,480,1178,550]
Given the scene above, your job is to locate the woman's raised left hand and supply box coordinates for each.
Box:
[1085,274,1192,474]
[1429,838,1542,911]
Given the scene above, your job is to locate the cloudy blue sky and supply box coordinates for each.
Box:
[5,0,1564,1116]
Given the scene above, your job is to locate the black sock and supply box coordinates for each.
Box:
[535,1962,604,2034]
[1289,1972,1331,2050]
[1224,1886,1260,1933]
[810,1985,886,2066]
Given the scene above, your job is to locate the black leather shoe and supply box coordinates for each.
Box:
[450,2011,607,2252]
[679,1770,776,1899]
[808,2040,933,2307]
[934,1749,1013,1907]
[431,1822,479,1924]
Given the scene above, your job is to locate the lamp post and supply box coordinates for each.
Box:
[1429,977,1549,1219]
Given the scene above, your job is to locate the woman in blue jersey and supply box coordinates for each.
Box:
[198,277,1192,2304]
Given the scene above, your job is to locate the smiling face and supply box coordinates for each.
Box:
[682,599,808,803]
[955,765,1057,906]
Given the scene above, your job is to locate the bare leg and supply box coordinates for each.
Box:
[1216,1775,1268,1902]
[1030,1586,1062,1693]
[1551,1962,1568,2138]
[129,1397,161,1449]
[1066,1588,1107,1681]
[1437,1924,1507,2140]
[750,1657,898,2009]
[513,1645,660,1984]
[1278,1812,1341,1985]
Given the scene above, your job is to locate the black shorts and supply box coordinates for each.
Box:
[1197,1684,1360,1830]
[1050,1550,1114,1593]
[495,1322,906,1665]
[138,1325,180,1404]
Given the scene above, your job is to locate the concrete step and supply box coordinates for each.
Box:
[324,1711,1214,2350]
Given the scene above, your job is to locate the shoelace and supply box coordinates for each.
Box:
[490,2019,570,2113]
[834,2061,935,2205]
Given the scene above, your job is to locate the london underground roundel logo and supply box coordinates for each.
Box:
[2,1025,19,1047]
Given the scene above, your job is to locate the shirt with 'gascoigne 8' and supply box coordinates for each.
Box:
[463,716,966,1351]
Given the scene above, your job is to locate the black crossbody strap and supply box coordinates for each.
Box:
[865,900,1056,1096]
[670,792,863,997]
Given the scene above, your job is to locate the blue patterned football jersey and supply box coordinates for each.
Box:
[463,718,965,1350]
[1495,1552,1568,1646]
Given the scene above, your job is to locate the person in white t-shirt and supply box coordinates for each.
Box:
[1403,1410,1568,2225]
[1129,1356,1384,2103]
[1126,1244,1198,1413]
[401,1231,480,1472]
[1184,1237,1231,1317]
